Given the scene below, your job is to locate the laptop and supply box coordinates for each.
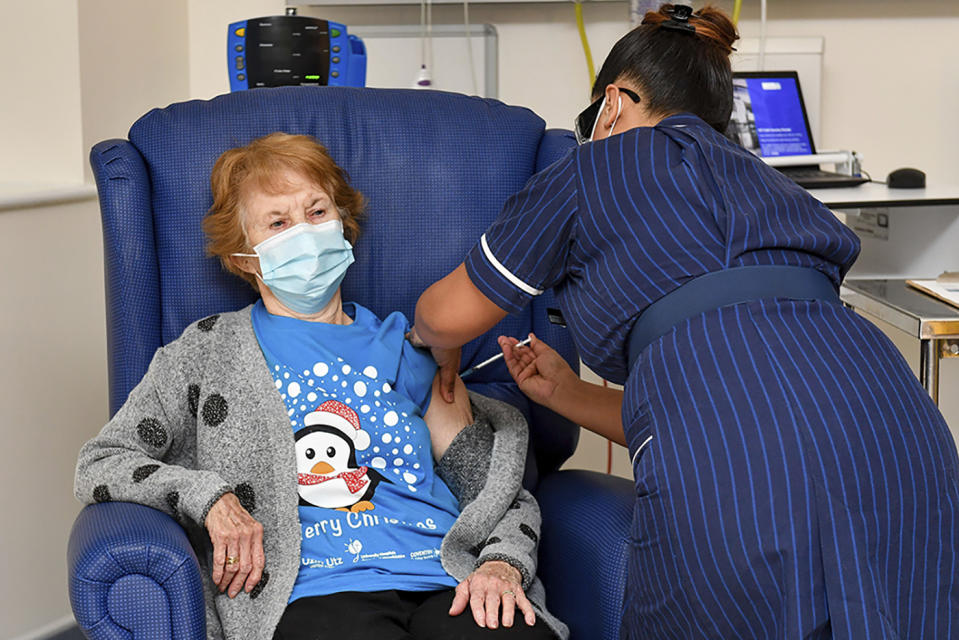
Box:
[725,71,867,189]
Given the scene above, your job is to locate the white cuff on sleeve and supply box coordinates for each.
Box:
[480,234,544,297]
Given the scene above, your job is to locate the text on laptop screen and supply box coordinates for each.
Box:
[727,75,813,157]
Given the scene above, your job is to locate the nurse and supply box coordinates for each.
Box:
[410,3,959,639]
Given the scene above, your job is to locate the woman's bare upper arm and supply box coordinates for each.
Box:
[423,374,474,460]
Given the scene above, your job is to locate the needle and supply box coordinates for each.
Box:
[460,336,532,379]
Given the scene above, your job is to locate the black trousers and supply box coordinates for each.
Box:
[272,589,556,640]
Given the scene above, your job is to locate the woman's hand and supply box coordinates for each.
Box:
[205,492,265,598]
[498,333,580,410]
[450,560,535,629]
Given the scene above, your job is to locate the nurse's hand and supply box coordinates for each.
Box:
[407,325,460,403]
[501,334,627,445]
[498,333,579,410]
[450,560,536,629]
[430,345,461,403]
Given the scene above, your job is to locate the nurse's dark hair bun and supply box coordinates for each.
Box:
[642,4,738,56]
[591,3,738,132]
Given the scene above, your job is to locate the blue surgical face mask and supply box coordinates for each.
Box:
[234,220,355,314]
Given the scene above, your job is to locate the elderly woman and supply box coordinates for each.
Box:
[74,133,567,640]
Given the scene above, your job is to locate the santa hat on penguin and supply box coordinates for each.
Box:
[303,400,371,451]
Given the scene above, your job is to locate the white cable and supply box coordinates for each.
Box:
[758,0,767,70]
[464,1,479,95]
[415,0,433,88]
[420,0,426,67]
[427,0,434,77]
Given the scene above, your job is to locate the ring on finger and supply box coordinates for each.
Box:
[225,555,240,565]
[501,590,515,598]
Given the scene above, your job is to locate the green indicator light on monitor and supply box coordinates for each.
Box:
[305,75,320,80]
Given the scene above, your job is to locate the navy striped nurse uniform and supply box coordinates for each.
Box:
[464,113,959,639]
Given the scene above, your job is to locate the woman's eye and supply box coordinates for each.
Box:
[269,220,284,229]
[309,209,325,217]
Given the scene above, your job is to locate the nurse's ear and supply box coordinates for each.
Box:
[591,85,624,141]
[594,84,661,140]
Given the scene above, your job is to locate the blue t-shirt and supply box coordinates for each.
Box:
[251,300,460,602]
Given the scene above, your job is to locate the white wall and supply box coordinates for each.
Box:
[0,4,90,636]
[188,0,285,99]
[0,1,84,185]
[2,1,191,637]
[78,0,192,174]
[0,200,107,637]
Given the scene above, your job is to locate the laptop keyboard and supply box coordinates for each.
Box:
[779,166,868,189]
[782,168,839,179]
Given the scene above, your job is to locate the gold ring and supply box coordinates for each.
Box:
[501,590,515,598]
[225,555,239,565]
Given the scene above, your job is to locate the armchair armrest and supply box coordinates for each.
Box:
[68,502,206,639]
[536,470,633,640]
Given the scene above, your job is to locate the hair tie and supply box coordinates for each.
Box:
[661,4,697,34]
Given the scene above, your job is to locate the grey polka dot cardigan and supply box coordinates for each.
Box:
[74,308,569,640]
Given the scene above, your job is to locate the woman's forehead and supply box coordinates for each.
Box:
[238,178,335,222]
[245,167,331,198]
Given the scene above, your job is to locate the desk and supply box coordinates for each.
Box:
[807,183,959,209]
[841,279,959,404]
[805,184,959,280]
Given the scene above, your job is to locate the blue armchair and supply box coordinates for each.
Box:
[69,87,633,639]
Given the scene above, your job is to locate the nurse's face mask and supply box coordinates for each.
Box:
[233,220,355,315]
[574,87,642,145]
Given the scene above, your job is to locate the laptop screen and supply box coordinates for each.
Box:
[725,71,817,158]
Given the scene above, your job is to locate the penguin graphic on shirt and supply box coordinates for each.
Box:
[295,400,387,512]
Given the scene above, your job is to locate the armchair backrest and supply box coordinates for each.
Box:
[91,87,579,484]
